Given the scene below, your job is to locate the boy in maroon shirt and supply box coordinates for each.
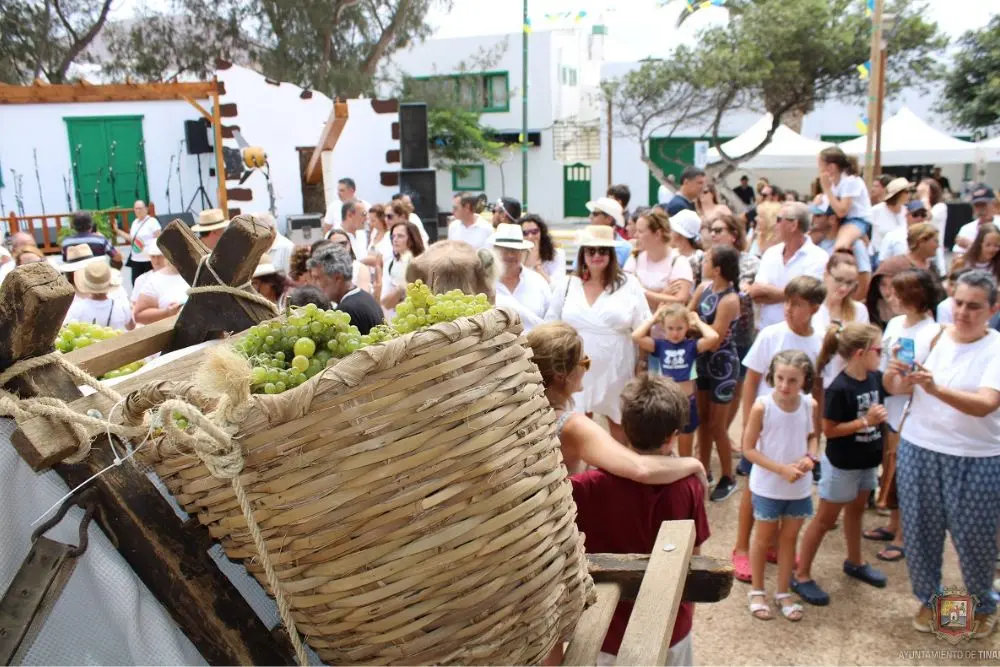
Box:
[571,375,710,666]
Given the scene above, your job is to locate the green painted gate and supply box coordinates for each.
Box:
[563,163,591,218]
[64,115,149,212]
[647,136,732,206]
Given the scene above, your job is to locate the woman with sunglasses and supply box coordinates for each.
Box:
[813,252,870,389]
[546,226,652,444]
[697,183,732,224]
[526,321,707,485]
[520,214,566,283]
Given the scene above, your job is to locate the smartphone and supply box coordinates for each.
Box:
[897,337,916,369]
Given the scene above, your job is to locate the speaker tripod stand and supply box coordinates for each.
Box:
[186,153,214,213]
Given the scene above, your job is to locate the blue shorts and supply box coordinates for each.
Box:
[818,455,878,503]
[682,394,699,434]
[751,493,814,522]
[840,216,872,239]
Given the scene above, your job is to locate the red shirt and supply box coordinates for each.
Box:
[570,472,710,654]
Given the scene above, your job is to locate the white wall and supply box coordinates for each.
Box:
[321,99,400,213]
[0,99,209,220]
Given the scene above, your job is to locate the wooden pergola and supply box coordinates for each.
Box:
[0,79,228,213]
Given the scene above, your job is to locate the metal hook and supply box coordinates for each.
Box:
[30,488,98,558]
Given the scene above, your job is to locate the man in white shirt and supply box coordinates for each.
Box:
[447,193,493,250]
[334,200,369,260]
[323,177,370,233]
[749,201,829,329]
[953,184,998,255]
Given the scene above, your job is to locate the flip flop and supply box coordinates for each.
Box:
[877,545,905,562]
[863,527,895,541]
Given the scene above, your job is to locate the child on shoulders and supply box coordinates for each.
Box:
[571,374,709,667]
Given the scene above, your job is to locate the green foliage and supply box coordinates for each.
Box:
[940,15,1000,133]
[56,210,114,244]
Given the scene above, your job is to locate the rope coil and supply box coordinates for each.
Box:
[188,255,279,315]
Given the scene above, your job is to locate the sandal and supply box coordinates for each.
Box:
[748,590,772,620]
[863,527,895,541]
[775,592,804,622]
[877,545,905,562]
[732,550,751,583]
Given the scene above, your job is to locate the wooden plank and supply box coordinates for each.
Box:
[305,102,348,185]
[587,553,733,604]
[616,521,695,667]
[63,315,177,378]
[212,79,228,216]
[0,81,218,105]
[0,264,82,469]
[562,582,621,666]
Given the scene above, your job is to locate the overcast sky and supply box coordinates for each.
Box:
[117,0,996,63]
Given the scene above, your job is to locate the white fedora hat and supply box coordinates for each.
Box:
[253,254,279,278]
[576,225,619,248]
[491,223,534,250]
[58,244,108,273]
[191,208,230,233]
[585,197,625,227]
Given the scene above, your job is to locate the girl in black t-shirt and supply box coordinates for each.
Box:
[792,322,889,607]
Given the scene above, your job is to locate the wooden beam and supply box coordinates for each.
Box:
[562,582,621,666]
[616,521,695,667]
[305,102,349,185]
[587,553,733,604]
[182,95,213,123]
[0,81,218,105]
[62,315,177,378]
[211,77,228,214]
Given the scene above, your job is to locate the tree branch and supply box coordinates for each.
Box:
[53,0,113,82]
[360,0,409,77]
[51,0,78,43]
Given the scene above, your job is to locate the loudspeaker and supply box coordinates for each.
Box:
[399,103,429,170]
[399,169,438,242]
[184,119,212,155]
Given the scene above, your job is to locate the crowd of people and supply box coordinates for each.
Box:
[11,150,1000,665]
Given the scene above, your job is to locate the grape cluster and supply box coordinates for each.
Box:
[390,281,491,334]
[236,303,362,395]
[56,323,146,380]
[359,324,399,347]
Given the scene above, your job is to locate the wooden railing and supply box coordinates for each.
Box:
[5,204,155,255]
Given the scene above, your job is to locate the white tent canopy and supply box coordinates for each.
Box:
[839,107,977,166]
[976,136,1000,163]
[706,114,833,169]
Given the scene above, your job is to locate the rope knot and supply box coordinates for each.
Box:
[188,255,279,315]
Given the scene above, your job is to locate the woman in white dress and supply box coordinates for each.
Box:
[546,225,651,443]
[624,207,694,309]
[492,223,551,332]
[380,221,426,320]
[520,214,566,283]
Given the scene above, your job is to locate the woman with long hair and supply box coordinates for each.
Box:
[952,223,1000,284]
[526,320,706,486]
[520,213,566,283]
[380,221,426,318]
[814,252,870,388]
[328,229,373,294]
[750,202,783,257]
[545,226,652,443]
[624,208,694,310]
[818,146,873,252]
[917,178,947,269]
[870,178,911,262]
[366,204,392,264]
[697,183,732,223]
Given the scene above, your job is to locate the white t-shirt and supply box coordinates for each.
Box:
[447,218,494,250]
[743,321,824,397]
[953,216,1000,255]
[831,174,872,222]
[870,203,907,253]
[812,301,871,388]
[495,267,552,326]
[929,202,948,269]
[878,226,909,262]
[881,315,938,430]
[128,216,162,263]
[936,297,953,325]
[64,294,132,331]
[269,232,295,276]
[753,239,829,328]
[624,248,694,291]
[901,328,1000,457]
[749,393,815,500]
[138,270,190,309]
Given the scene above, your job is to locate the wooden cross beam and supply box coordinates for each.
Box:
[156,215,276,351]
[0,264,294,666]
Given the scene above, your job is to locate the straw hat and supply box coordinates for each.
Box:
[253,254,279,278]
[884,177,912,200]
[191,208,229,233]
[74,261,112,294]
[58,244,107,273]
[492,223,534,251]
[585,197,625,227]
[576,225,618,248]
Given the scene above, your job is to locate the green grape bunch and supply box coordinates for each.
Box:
[56,322,146,380]
[391,280,491,334]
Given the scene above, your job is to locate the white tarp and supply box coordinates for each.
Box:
[976,136,1000,163]
[706,113,833,169]
[839,107,978,166]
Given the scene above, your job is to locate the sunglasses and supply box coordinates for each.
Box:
[579,355,592,371]
[522,227,541,237]
[584,247,612,256]
[386,213,396,220]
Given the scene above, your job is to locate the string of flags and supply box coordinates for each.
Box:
[856,115,869,134]
[865,0,875,18]
[856,60,871,80]
[542,10,588,22]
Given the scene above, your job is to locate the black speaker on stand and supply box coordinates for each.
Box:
[398,103,438,241]
[183,118,214,212]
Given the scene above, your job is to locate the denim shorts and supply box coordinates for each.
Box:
[751,493,813,522]
[818,455,878,503]
[682,394,699,435]
[840,216,872,239]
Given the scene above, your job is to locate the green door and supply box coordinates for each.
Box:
[647,136,732,205]
[563,163,591,218]
[65,115,149,213]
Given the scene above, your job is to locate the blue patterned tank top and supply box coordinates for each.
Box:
[697,283,738,348]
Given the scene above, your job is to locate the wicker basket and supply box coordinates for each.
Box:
[138,307,594,665]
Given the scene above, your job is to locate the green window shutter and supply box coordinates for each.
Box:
[452,165,485,191]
